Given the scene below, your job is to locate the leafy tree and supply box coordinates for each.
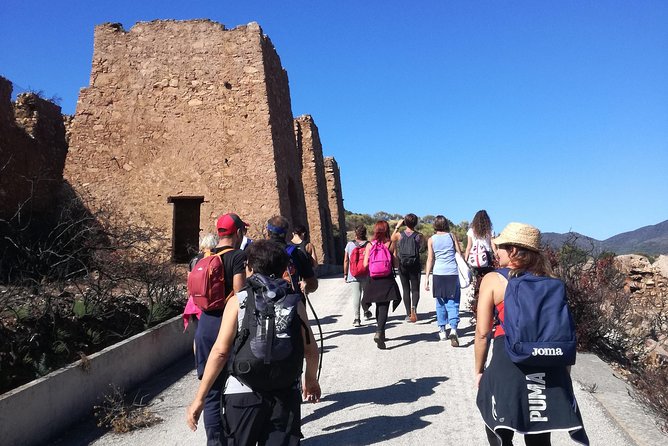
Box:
[421,215,436,224]
[372,211,391,221]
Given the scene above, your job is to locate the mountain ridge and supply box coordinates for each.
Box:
[542,220,668,255]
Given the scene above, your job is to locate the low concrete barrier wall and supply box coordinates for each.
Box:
[0,315,194,446]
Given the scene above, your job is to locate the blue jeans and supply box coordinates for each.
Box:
[435,291,461,330]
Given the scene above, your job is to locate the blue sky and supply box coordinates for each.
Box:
[2,1,667,240]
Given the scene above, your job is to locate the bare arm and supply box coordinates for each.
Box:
[474,274,499,386]
[307,243,318,267]
[388,240,399,268]
[363,243,372,268]
[464,235,473,260]
[186,297,239,431]
[424,237,434,290]
[343,246,349,282]
[452,234,463,255]
[299,302,321,403]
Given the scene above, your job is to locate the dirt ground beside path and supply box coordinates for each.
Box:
[56,276,666,445]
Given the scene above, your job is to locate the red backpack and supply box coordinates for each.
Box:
[187,248,234,311]
[349,241,369,278]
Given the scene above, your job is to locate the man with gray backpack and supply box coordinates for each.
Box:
[186,239,321,445]
[392,213,425,322]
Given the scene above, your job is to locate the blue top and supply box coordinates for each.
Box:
[432,233,457,275]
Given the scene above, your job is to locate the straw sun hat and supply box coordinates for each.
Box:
[492,222,541,252]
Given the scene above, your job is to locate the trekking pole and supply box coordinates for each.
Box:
[304,292,324,382]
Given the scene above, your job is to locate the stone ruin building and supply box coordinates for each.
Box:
[294,115,337,265]
[325,157,346,263]
[61,19,345,264]
[0,77,68,223]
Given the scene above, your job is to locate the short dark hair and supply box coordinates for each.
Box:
[354,224,367,240]
[246,239,289,277]
[293,224,307,237]
[433,215,450,232]
[404,213,418,229]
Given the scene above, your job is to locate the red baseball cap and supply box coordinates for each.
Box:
[216,213,249,236]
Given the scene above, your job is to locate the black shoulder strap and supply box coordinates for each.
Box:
[233,287,255,355]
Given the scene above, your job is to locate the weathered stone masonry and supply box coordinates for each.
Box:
[325,157,346,263]
[64,20,344,263]
[294,115,336,264]
[0,76,68,221]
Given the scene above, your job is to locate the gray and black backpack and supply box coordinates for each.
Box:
[230,274,306,391]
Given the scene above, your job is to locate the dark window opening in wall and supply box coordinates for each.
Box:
[167,196,204,263]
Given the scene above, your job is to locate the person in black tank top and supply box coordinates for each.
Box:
[290,224,318,267]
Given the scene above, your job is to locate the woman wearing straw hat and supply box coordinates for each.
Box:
[474,223,589,445]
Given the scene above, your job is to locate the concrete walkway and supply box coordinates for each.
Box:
[56,276,667,445]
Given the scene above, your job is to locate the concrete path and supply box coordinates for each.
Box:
[56,276,667,445]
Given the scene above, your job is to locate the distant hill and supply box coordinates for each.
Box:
[542,220,668,255]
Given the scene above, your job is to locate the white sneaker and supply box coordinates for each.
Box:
[438,330,447,341]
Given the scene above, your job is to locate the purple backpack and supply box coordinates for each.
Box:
[368,241,392,278]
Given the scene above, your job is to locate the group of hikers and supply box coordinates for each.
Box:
[343,211,496,348]
[183,210,589,446]
[184,213,322,446]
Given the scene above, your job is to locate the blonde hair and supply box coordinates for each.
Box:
[199,233,219,252]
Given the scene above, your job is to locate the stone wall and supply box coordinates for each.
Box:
[65,20,309,255]
[324,156,346,263]
[294,115,336,264]
[0,76,68,220]
[614,254,667,361]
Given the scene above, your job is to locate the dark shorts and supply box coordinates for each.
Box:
[223,389,303,446]
[433,274,459,299]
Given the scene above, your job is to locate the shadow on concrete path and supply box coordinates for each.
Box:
[304,405,445,445]
[302,376,448,445]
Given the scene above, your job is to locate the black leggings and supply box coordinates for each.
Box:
[399,267,421,314]
[375,301,390,333]
[486,426,551,446]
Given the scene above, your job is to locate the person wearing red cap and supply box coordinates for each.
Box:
[194,212,248,445]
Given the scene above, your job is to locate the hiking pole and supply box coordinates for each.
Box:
[304,291,324,382]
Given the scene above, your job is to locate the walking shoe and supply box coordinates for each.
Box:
[374,331,386,349]
[409,307,417,323]
[438,330,447,341]
[364,310,373,320]
[450,331,459,347]
[405,316,412,322]
[353,319,361,327]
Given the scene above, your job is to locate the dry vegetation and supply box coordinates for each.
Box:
[0,192,187,394]
[548,239,668,431]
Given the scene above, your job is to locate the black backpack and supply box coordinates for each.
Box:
[397,231,420,268]
[230,274,305,391]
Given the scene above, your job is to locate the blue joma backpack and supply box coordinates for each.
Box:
[501,271,577,367]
